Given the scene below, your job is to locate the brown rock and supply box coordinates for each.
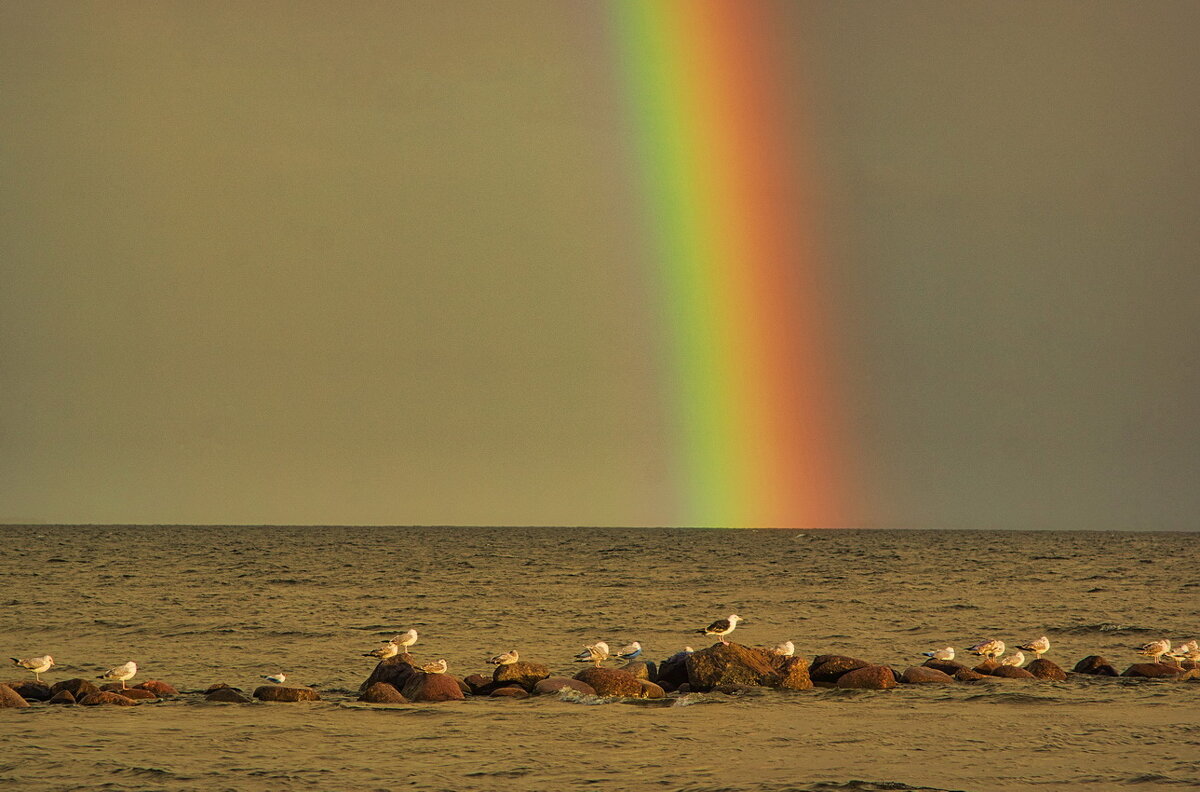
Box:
[775,656,814,690]
[619,660,658,682]
[922,659,967,675]
[836,665,898,690]
[79,691,138,706]
[533,676,596,696]
[973,660,1000,674]
[0,683,30,708]
[205,687,251,703]
[401,672,466,702]
[1073,655,1119,676]
[48,689,76,704]
[5,681,51,701]
[489,686,530,699]
[686,642,811,691]
[463,674,492,695]
[901,666,956,684]
[358,682,408,704]
[573,667,644,697]
[136,680,179,696]
[253,686,321,702]
[990,665,1037,679]
[1122,662,1188,679]
[656,680,677,693]
[360,653,420,693]
[50,678,99,700]
[639,680,666,699]
[117,688,157,700]
[809,655,871,684]
[1025,659,1067,681]
[101,683,141,693]
[657,651,693,687]
[492,662,551,691]
[204,682,238,693]
[954,668,991,682]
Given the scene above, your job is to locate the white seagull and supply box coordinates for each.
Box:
[920,647,955,661]
[261,672,287,685]
[98,661,138,689]
[771,640,795,657]
[965,639,1006,661]
[1135,639,1171,664]
[613,641,643,661]
[488,649,519,666]
[421,659,447,674]
[698,614,745,644]
[573,642,610,667]
[1000,650,1026,667]
[11,654,55,682]
[1016,636,1050,660]
[384,629,419,654]
[1168,643,1200,664]
[364,642,399,660]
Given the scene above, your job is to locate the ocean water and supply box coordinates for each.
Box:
[1,526,1196,792]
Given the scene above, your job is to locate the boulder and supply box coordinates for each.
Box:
[1025,659,1067,681]
[686,642,811,691]
[656,680,677,693]
[639,680,666,699]
[463,674,492,695]
[573,668,644,697]
[658,653,692,687]
[79,691,138,706]
[205,687,251,703]
[253,686,321,702]
[809,655,871,684]
[954,668,991,682]
[360,654,420,693]
[401,673,465,702]
[116,688,157,700]
[489,686,530,699]
[0,683,30,708]
[492,662,551,691]
[48,689,76,704]
[50,678,99,700]
[990,666,1037,680]
[619,661,658,682]
[533,676,596,696]
[1073,656,1118,676]
[1122,663,1188,679]
[922,659,967,676]
[358,682,408,704]
[101,683,141,693]
[136,680,178,696]
[204,683,238,693]
[836,665,898,690]
[5,681,51,701]
[973,660,1000,675]
[901,666,956,684]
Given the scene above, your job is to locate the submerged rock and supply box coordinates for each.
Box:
[492,661,550,691]
[533,677,596,696]
[136,680,179,696]
[79,691,138,706]
[573,668,644,697]
[50,678,99,700]
[1073,656,1118,676]
[954,668,991,682]
[489,686,530,699]
[359,682,408,704]
[836,665,898,690]
[901,666,956,684]
[401,672,465,702]
[115,687,157,700]
[809,655,871,684]
[1121,663,1189,679]
[205,687,251,703]
[0,683,30,708]
[1025,659,1068,681]
[686,642,811,691]
[48,689,76,704]
[990,665,1037,680]
[253,686,321,702]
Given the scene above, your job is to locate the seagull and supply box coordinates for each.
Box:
[573,642,609,667]
[1135,639,1171,664]
[771,641,795,657]
[364,642,399,660]
[920,647,955,661]
[11,655,55,682]
[384,629,418,654]
[98,661,137,689]
[1016,636,1050,660]
[421,659,447,674]
[698,614,745,644]
[261,673,287,685]
[965,639,1006,661]
[488,649,519,666]
[1167,643,1200,665]
[1000,650,1026,667]
[613,641,643,661]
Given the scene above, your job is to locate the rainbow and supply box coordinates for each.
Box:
[609,1,851,529]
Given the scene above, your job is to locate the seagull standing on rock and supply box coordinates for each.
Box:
[1135,639,1171,664]
[261,673,287,685]
[613,641,643,661]
[421,659,447,674]
[965,639,1005,661]
[1000,650,1026,667]
[488,649,519,666]
[11,654,55,682]
[98,661,137,689]
[364,642,399,660]
[920,647,955,661]
[1016,636,1050,660]
[573,642,609,667]
[385,629,419,655]
[698,614,745,645]
[771,641,795,657]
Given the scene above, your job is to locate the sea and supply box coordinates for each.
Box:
[1,525,1196,792]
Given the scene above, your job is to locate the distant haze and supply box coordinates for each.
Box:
[2,1,1197,529]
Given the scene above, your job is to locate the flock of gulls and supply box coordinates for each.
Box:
[10,614,1199,688]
